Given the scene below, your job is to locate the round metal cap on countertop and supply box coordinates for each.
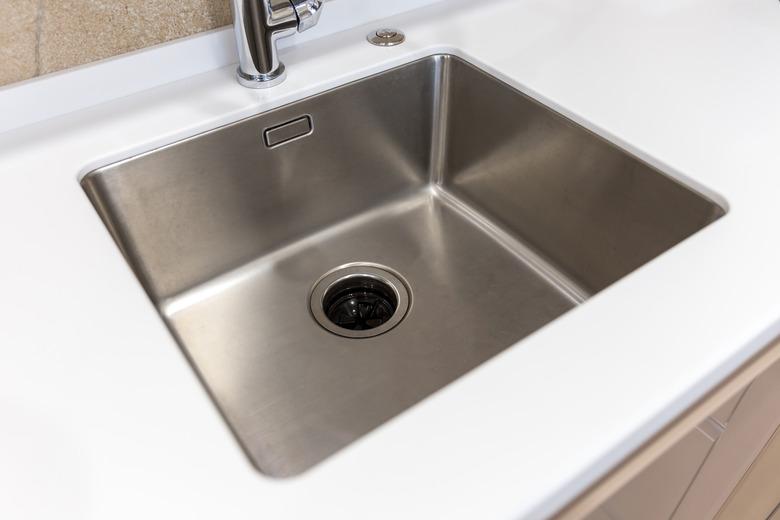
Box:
[367,28,406,47]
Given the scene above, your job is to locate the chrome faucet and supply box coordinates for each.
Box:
[230,0,323,89]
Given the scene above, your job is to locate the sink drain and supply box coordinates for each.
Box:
[310,263,411,339]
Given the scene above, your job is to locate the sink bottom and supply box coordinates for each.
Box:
[162,186,578,477]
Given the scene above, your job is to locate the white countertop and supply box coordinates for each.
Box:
[2,0,780,518]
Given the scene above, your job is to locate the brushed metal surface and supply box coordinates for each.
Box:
[82,55,724,477]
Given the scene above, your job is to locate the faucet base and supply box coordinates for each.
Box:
[236,65,287,89]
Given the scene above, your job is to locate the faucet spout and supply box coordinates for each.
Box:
[231,0,324,89]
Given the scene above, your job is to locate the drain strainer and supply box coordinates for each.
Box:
[310,263,411,339]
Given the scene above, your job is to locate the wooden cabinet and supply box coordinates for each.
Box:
[716,425,780,520]
[573,350,780,520]
[673,360,780,519]
[593,426,714,520]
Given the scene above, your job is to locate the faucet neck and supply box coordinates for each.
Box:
[231,0,323,89]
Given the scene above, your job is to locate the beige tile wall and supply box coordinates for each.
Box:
[0,0,231,87]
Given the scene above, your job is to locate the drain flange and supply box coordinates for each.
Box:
[310,263,411,339]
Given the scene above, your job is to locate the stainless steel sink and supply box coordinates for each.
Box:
[82,54,724,477]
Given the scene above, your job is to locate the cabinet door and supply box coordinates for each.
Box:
[710,387,747,427]
[586,424,715,520]
[673,360,780,520]
[715,425,780,520]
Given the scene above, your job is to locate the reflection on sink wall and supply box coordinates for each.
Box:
[81,55,724,477]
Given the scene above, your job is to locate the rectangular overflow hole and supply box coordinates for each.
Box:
[263,115,313,148]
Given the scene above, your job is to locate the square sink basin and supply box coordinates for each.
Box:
[82,55,724,477]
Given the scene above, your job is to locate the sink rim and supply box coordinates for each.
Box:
[78,52,726,477]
